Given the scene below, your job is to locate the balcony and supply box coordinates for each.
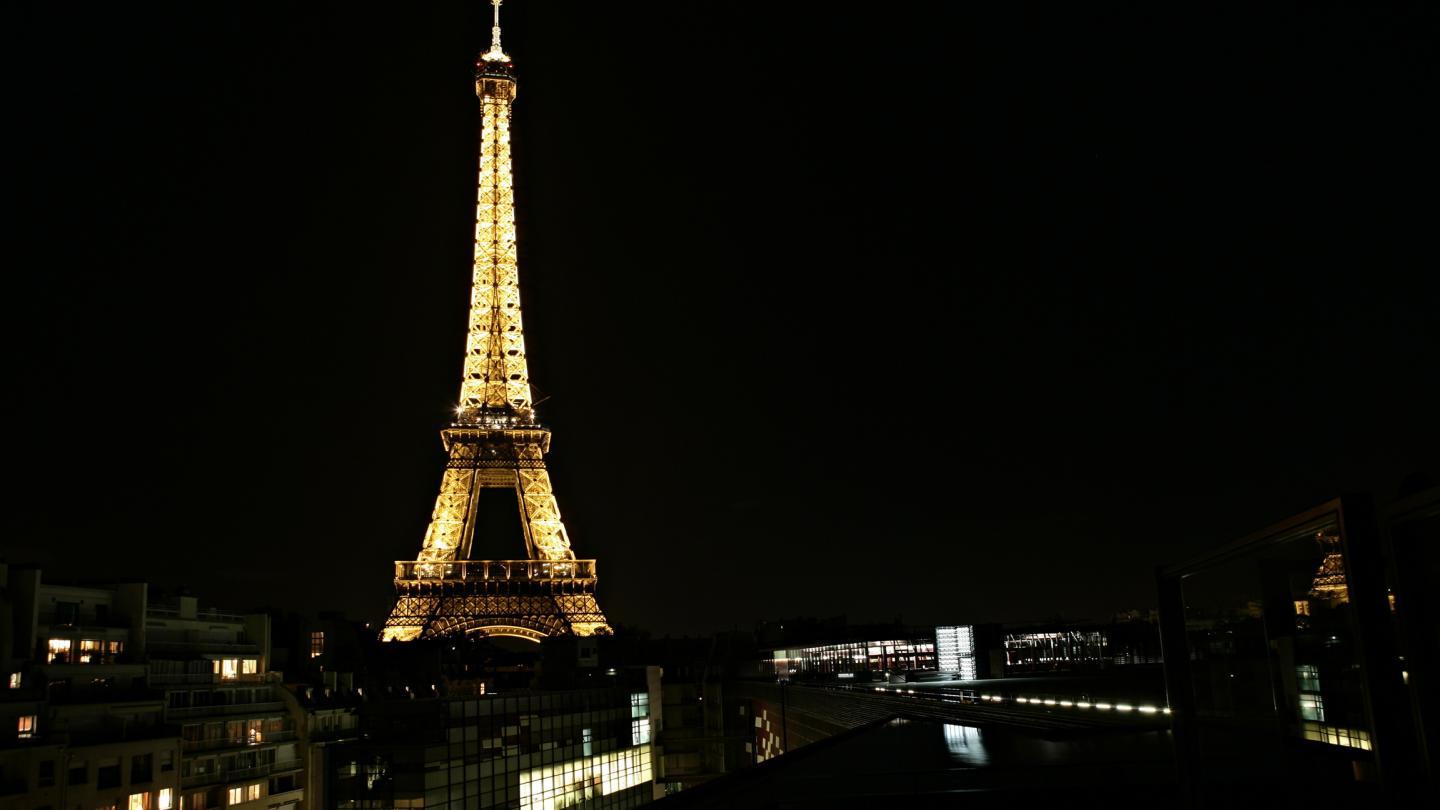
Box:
[310,726,362,743]
[181,759,303,789]
[149,606,248,622]
[182,729,296,752]
[394,559,597,582]
[146,640,260,654]
[150,672,267,685]
[167,701,286,719]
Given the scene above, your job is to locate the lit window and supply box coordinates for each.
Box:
[1299,693,1325,722]
[17,714,37,738]
[310,632,325,659]
[244,784,261,801]
[128,792,151,810]
[630,692,649,718]
[157,789,173,810]
[48,638,72,663]
[216,659,239,680]
[241,659,258,675]
[79,639,103,663]
[226,787,242,806]
[632,717,651,745]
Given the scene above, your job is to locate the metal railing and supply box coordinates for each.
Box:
[394,559,597,582]
[149,672,266,685]
[146,640,261,653]
[181,730,296,752]
[181,759,303,789]
[149,606,248,622]
[166,701,286,719]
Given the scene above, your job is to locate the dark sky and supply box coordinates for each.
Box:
[9,2,1438,635]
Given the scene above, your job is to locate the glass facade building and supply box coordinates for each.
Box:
[332,684,657,809]
[934,626,977,679]
[1003,630,1107,673]
[769,639,935,679]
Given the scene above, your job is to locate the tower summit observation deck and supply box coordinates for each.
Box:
[382,1,612,642]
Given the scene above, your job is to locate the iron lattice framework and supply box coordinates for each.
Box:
[383,2,611,642]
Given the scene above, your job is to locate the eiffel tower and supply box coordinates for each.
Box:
[382,1,611,642]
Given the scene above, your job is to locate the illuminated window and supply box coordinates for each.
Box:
[48,638,72,663]
[518,745,653,806]
[17,714,37,738]
[1293,600,1310,616]
[244,784,260,802]
[226,787,242,806]
[215,659,239,680]
[632,717,651,745]
[7,672,19,689]
[936,626,978,679]
[630,691,650,718]
[309,632,325,659]
[1299,693,1325,722]
[1301,721,1372,750]
[79,639,103,663]
[241,659,258,675]
[128,792,150,810]
[1296,664,1321,693]
[157,789,173,810]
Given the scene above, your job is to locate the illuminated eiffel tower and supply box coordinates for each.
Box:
[382,1,611,642]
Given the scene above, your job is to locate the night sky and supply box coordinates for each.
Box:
[9,2,1438,635]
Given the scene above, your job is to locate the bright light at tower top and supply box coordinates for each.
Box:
[480,0,511,63]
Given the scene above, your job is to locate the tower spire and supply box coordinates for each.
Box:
[481,0,510,63]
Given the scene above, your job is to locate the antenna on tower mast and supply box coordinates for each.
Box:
[481,0,511,62]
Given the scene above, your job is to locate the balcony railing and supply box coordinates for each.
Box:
[149,606,248,622]
[181,730,296,752]
[181,759,303,789]
[149,672,266,685]
[166,701,286,719]
[146,640,260,653]
[394,559,597,582]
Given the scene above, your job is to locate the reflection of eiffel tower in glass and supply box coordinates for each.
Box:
[1306,531,1349,605]
[381,1,611,642]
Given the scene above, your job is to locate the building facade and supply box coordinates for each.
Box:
[1,567,179,810]
[1,570,307,810]
[146,598,302,810]
[330,673,661,809]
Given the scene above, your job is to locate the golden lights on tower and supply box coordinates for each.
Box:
[382,0,611,642]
